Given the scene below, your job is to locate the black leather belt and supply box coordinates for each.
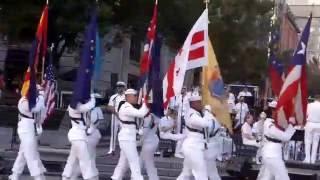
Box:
[19,112,34,119]
[265,135,282,143]
[70,117,86,126]
[186,125,204,134]
[120,119,137,126]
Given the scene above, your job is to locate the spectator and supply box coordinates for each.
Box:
[237,86,252,100]
[234,96,249,129]
[241,114,259,147]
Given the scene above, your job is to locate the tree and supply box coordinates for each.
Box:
[0,0,113,68]
[0,0,273,84]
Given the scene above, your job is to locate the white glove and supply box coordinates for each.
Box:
[38,90,45,96]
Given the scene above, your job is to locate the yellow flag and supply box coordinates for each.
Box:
[202,40,233,133]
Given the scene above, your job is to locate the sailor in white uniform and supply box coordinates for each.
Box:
[9,87,46,180]
[203,105,222,180]
[304,95,320,164]
[62,94,98,180]
[140,113,160,180]
[70,93,104,179]
[177,95,211,180]
[159,108,186,142]
[107,81,126,154]
[111,89,149,180]
[258,101,296,180]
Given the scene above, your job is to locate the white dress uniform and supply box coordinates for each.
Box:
[159,116,186,141]
[258,118,296,180]
[10,95,46,180]
[70,106,104,179]
[304,101,320,164]
[169,94,190,133]
[62,96,99,180]
[111,94,149,180]
[234,102,249,126]
[170,94,190,157]
[177,104,211,180]
[203,106,222,180]
[108,93,125,154]
[140,114,160,180]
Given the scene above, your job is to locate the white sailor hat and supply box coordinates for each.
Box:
[189,95,202,102]
[124,89,137,95]
[268,100,277,108]
[116,81,126,87]
[204,105,212,112]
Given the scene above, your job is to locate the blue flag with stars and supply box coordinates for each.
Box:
[70,9,97,108]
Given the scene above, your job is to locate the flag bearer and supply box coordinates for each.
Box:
[177,95,211,180]
[9,87,46,180]
[111,89,149,180]
[258,101,296,180]
[70,93,104,179]
[62,94,99,180]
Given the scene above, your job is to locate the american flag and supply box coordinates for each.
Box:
[276,15,312,129]
[43,63,56,120]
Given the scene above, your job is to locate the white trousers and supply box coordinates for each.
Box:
[11,132,46,178]
[304,122,320,163]
[177,141,208,180]
[111,140,143,180]
[109,116,119,153]
[70,132,101,180]
[205,141,221,180]
[141,139,159,180]
[62,140,98,180]
[258,157,289,180]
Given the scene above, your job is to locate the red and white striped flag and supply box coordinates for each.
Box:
[43,63,56,121]
[163,9,208,109]
[276,15,312,129]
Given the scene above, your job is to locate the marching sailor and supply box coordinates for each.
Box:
[177,95,211,180]
[304,95,320,164]
[70,93,104,179]
[111,89,149,180]
[258,101,296,180]
[9,86,46,180]
[107,81,126,154]
[62,94,98,180]
[140,112,160,180]
[159,108,186,142]
[203,105,222,180]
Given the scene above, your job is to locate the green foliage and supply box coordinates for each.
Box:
[0,0,273,84]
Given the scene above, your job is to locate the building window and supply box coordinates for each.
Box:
[127,74,139,89]
[110,73,118,90]
[129,34,141,63]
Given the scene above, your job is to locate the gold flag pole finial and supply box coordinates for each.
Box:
[46,0,49,5]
